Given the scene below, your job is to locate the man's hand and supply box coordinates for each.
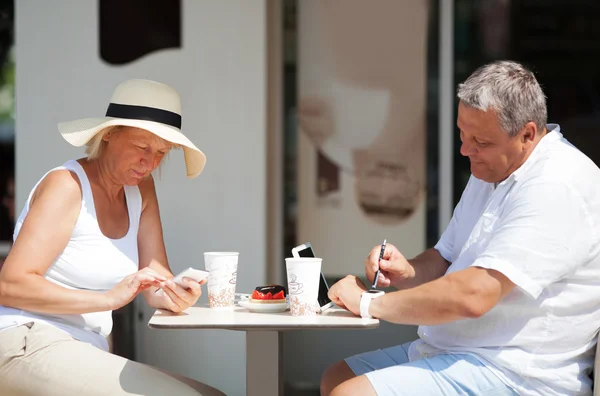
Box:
[365,242,415,288]
[328,275,368,316]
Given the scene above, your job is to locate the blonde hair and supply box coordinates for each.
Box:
[85,126,122,160]
[84,126,181,178]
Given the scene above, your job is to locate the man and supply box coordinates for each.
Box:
[321,60,600,396]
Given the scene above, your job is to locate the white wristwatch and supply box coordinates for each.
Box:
[360,290,385,319]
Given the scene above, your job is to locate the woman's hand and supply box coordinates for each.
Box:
[157,277,207,313]
[105,268,167,310]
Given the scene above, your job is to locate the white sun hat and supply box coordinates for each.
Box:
[58,79,206,178]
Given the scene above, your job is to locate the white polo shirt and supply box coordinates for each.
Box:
[411,125,600,395]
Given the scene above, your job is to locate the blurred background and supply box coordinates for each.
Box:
[1,0,599,394]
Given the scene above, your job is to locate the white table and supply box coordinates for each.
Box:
[148,305,379,396]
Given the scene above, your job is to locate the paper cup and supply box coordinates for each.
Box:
[285,257,322,316]
[204,252,239,308]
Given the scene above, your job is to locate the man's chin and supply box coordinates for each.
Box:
[470,164,490,181]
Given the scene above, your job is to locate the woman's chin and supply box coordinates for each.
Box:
[125,177,144,186]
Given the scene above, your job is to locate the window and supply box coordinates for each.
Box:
[0,0,14,263]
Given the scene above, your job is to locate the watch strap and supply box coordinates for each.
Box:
[360,291,384,318]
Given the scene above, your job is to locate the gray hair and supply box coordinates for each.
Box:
[457,61,547,137]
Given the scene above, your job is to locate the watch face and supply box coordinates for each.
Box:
[365,290,384,295]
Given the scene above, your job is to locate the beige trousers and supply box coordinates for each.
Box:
[0,322,225,396]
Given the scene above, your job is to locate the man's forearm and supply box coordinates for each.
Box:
[393,248,450,289]
[370,266,512,325]
[371,269,480,325]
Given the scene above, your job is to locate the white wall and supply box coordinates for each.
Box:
[16,1,266,395]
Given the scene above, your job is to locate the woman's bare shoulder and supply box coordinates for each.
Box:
[30,169,82,207]
[137,175,158,210]
[138,174,156,194]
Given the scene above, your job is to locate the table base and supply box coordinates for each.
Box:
[246,330,282,396]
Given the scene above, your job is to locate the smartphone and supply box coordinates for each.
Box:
[291,242,334,312]
[155,267,209,296]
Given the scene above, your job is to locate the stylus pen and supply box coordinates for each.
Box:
[371,239,386,290]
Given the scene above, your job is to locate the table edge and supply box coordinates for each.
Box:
[148,322,379,330]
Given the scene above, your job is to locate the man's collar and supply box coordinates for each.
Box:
[497,124,561,186]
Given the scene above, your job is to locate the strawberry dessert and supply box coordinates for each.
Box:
[250,285,286,304]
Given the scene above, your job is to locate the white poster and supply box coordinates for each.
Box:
[298,0,430,276]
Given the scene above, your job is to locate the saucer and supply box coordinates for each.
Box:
[238,300,289,313]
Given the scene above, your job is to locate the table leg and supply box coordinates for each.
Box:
[246,330,282,396]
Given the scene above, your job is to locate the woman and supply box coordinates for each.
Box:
[0,79,225,395]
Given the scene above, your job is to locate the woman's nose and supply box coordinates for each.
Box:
[140,152,153,167]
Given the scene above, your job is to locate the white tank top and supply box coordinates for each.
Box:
[0,160,141,350]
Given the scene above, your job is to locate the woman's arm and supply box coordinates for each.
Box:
[137,176,204,312]
[137,176,178,308]
[0,170,113,313]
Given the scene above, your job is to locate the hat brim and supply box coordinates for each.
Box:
[58,117,206,178]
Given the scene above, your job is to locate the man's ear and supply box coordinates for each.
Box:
[521,122,537,143]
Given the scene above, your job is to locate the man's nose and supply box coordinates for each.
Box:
[460,141,476,157]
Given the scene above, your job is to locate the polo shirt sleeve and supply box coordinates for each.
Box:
[434,176,474,262]
[472,180,593,299]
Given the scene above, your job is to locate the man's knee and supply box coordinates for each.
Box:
[320,360,356,396]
